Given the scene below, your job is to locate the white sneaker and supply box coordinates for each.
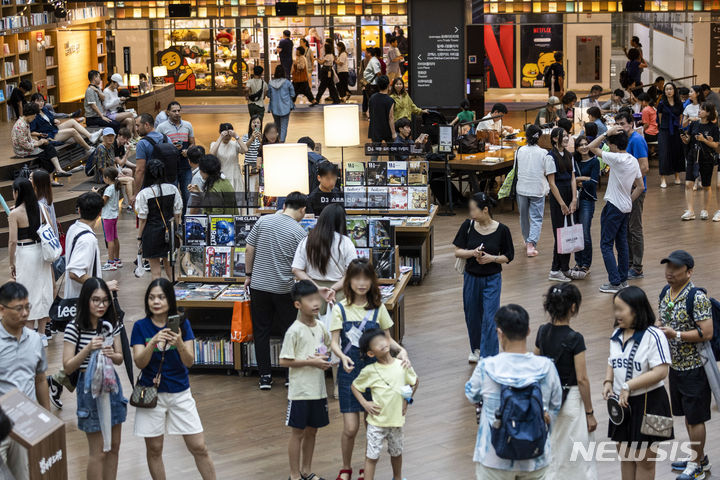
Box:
[660,181,667,188]
[101,261,117,271]
[701,210,709,220]
[90,130,102,144]
[468,351,480,363]
[41,335,48,348]
[548,271,571,282]
[681,210,696,221]
[713,210,720,222]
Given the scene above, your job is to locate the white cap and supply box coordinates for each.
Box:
[110,73,125,86]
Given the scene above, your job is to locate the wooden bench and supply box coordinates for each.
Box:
[8,143,90,180]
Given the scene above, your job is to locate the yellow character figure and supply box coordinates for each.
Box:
[522,63,539,87]
[537,52,556,76]
[157,48,196,91]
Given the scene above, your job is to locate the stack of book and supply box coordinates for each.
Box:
[344,160,430,211]
[194,337,234,366]
[243,339,283,368]
[174,282,228,300]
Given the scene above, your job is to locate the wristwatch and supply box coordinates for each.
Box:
[621,382,630,392]
[676,330,682,341]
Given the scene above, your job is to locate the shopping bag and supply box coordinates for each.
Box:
[38,205,62,262]
[556,215,584,254]
[230,298,253,343]
[319,303,340,365]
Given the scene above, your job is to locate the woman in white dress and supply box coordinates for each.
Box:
[209,122,248,192]
[7,177,54,346]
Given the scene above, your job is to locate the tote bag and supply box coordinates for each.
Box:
[230,297,253,343]
[556,215,584,254]
[38,205,62,262]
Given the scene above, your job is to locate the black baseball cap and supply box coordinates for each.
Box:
[660,250,694,269]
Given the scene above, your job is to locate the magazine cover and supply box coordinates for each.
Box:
[344,186,367,208]
[408,160,429,185]
[355,248,370,259]
[408,186,429,210]
[387,161,408,185]
[209,216,235,246]
[179,246,205,277]
[233,247,246,277]
[367,186,389,209]
[369,219,393,248]
[205,246,232,277]
[389,186,408,210]
[346,218,369,247]
[345,162,366,186]
[300,218,318,233]
[366,161,387,186]
[234,216,258,246]
[184,215,208,245]
[372,248,395,278]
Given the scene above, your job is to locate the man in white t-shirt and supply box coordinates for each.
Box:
[588,126,644,293]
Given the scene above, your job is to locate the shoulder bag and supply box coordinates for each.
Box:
[130,349,166,408]
[539,324,578,405]
[639,392,673,438]
[454,220,474,274]
[37,204,62,262]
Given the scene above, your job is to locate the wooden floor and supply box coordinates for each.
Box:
[1,106,720,479]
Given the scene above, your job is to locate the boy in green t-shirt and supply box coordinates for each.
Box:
[352,329,418,480]
[279,280,332,480]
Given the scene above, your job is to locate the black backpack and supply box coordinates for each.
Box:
[659,285,720,360]
[142,134,179,183]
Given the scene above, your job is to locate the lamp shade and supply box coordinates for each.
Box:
[262,143,309,196]
[324,104,360,147]
[152,65,168,78]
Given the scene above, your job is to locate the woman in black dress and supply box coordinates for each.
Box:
[135,159,183,280]
[657,82,685,188]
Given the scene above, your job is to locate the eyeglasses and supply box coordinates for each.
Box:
[1,303,31,313]
[91,297,110,306]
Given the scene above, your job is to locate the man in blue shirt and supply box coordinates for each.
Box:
[615,110,649,280]
[277,30,294,80]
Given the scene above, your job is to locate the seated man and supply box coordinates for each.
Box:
[393,117,428,160]
[113,127,136,173]
[11,102,71,183]
[29,93,100,152]
[534,97,562,127]
[601,89,625,114]
[103,74,136,135]
[580,84,603,109]
[84,69,122,131]
[476,103,513,135]
[8,79,32,119]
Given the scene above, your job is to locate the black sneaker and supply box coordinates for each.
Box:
[627,269,644,280]
[143,260,151,271]
[259,375,272,390]
[672,455,711,472]
[48,377,63,409]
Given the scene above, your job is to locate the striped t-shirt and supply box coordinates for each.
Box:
[246,212,306,294]
[64,319,122,370]
[241,134,261,166]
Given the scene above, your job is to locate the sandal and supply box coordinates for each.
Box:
[358,469,364,480]
[335,469,352,480]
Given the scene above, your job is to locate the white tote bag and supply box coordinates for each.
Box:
[556,215,584,254]
[37,205,62,262]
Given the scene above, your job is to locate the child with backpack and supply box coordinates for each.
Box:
[330,258,411,480]
[465,304,562,478]
[534,284,597,479]
[351,328,418,480]
[95,166,122,271]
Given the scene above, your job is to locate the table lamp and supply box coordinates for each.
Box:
[262,143,309,196]
[152,65,167,84]
[323,104,360,184]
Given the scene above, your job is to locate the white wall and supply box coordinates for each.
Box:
[113,20,152,77]
[564,14,612,91]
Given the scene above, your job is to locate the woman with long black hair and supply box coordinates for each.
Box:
[198,154,237,215]
[335,42,351,101]
[546,127,580,282]
[8,177,54,346]
[657,82,685,187]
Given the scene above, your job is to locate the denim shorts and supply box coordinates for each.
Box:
[76,370,128,433]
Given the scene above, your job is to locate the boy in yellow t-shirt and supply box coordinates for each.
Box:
[352,328,418,480]
[279,280,332,480]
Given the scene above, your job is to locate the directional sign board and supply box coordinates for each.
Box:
[410,0,465,109]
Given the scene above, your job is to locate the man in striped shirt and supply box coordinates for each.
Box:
[244,192,308,390]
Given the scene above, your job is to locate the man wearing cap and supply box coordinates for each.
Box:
[534,97,562,127]
[658,250,713,480]
[102,73,136,135]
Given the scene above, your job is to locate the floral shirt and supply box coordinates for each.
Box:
[659,282,712,371]
[11,118,38,157]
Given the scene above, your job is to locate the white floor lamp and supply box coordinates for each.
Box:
[262,143,310,199]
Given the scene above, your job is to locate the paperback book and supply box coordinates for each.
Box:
[300,217,318,233]
[387,161,408,185]
[233,247,246,277]
[344,186,367,208]
[366,161,387,186]
[347,218,369,248]
[205,246,233,277]
[184,215,208,245]
[179,246,205,277]
[345,162,366,186]
[367,186,389,209]
[369,219,393,248]
[408,186,429,210]
[372,248,395,278]
[217,285,246,301]
[389,186,408,210]
[408,161,429,185]
[234,216,258,246]
[209,216,235,246]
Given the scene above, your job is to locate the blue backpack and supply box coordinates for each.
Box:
[491,382,548,460]
[659,285,720,360]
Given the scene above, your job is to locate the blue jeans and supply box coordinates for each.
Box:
[574,198,596,268]
[177,168,192,215]
[272,114,290,143]
[462,272,501,357]
[76,371,127,433]
[516,194,545,246]
[600,202,630,285]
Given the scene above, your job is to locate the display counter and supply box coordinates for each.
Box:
[125,83,175,118]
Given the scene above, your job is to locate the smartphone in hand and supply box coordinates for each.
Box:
[167,314,181,334]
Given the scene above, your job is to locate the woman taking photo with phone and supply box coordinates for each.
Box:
[62,277,126,480]
[131,278,216,480]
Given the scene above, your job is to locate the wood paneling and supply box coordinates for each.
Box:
[57,29,91,103]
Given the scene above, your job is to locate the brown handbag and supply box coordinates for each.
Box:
[129,350,165,408]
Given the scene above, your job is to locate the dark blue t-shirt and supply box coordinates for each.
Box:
[130,317,195,393]
[627,131,648,191]
[577,156,600,202]
[278,38,294,64]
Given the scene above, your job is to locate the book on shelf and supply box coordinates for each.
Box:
[243,338,283,368]
[299,217,317,233]
[217,285,247,301]
[343,186,367,208]
[209,215,234,246]
[205,246,232,278]
[408,186,429,210]
[347,218,369,247]
[405,216,429,226]
[46,75,55,87]
[179,246,205,277]
[387,161,408,185]
[366,161,387,186]
[389,186,408,210]
[0,91,4,102]
[232,248,246,277]
[185,215,208,245]
[183,283,228,300]
[194,337,234,366]
[369,219,393,248]
[47,94,55,105]
[345,162,365,186]
[408,161,429,185]
[355,248,370,259]
[372,248,395,279]
[234,215,257,246]
[367,186,389,209]
[400,255,422,277]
